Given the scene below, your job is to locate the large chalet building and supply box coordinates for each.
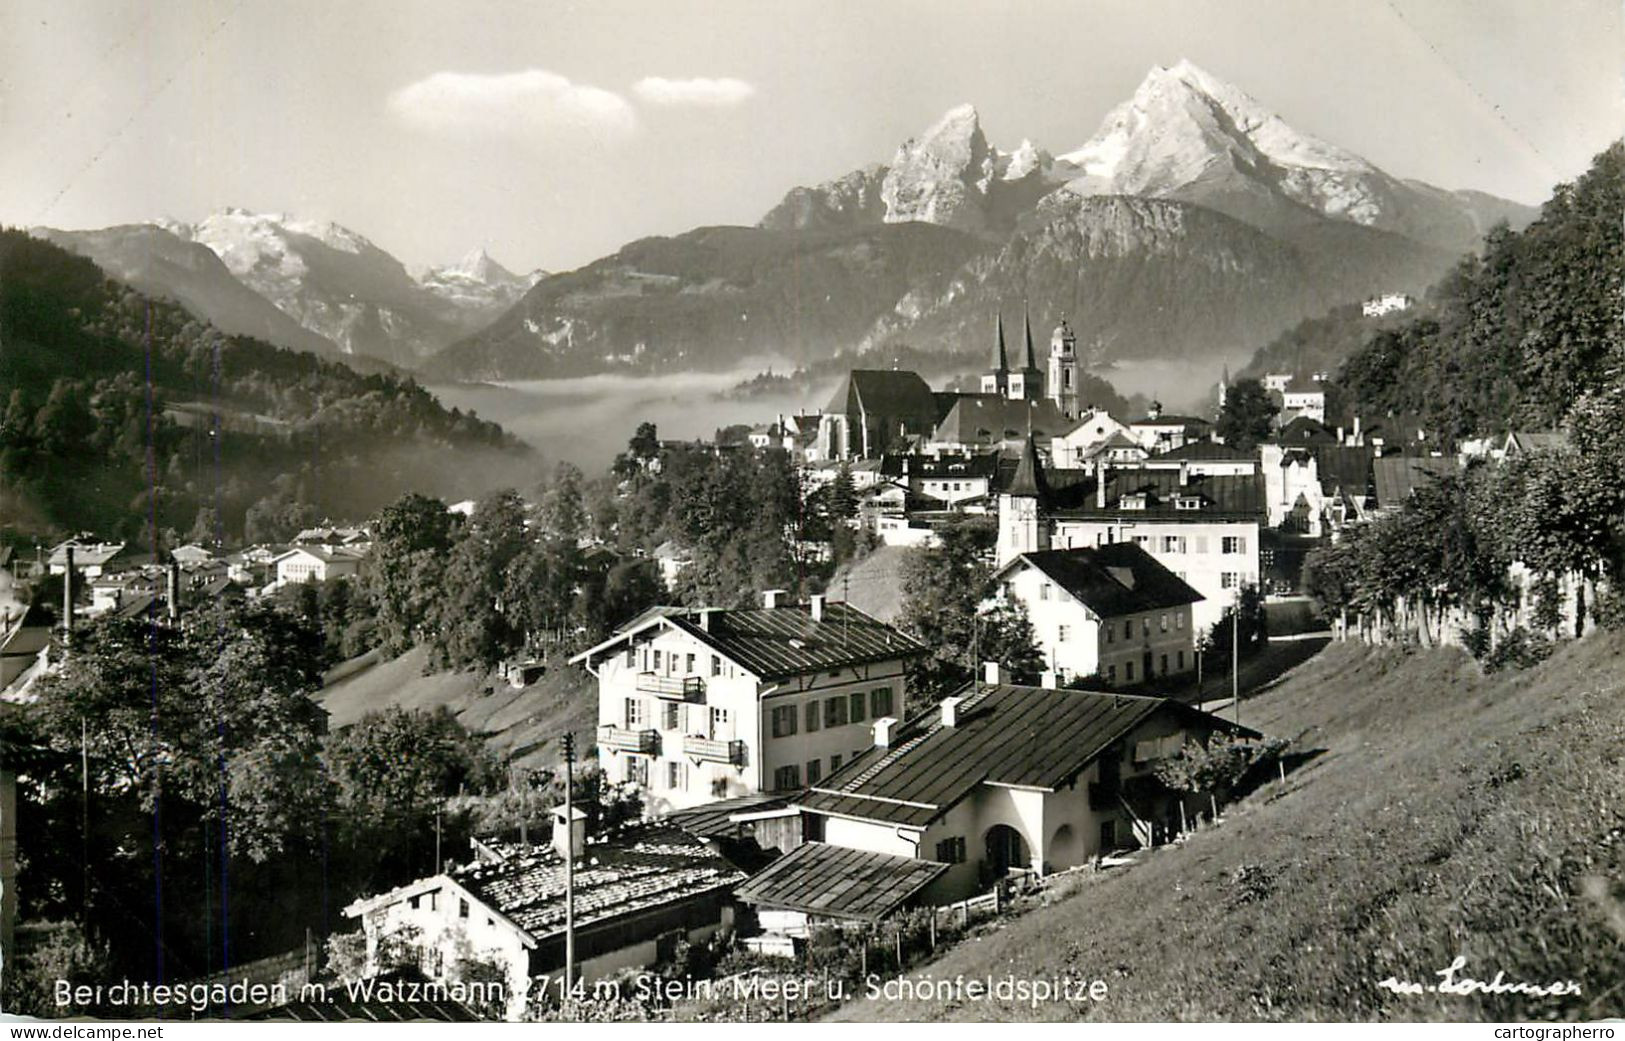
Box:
[571,594,926,813]
[742,677,1258,922]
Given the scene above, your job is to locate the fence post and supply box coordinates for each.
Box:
[928,913,936,951]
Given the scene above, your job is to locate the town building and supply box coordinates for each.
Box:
[271,544,369,587]
[1050,408,1137,468]
[343,814,744,1020]
[778,676,1258,909]
[997,438,1266,633]
[1361,292,1414,317]
[880,453,999,510]
[992,544,1200,687]
[816,370,942,461]
[570,594,926,813]
[47,539,125,579]
[1127,403,1214,454]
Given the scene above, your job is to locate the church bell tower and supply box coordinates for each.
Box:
[1049,316,1079,419]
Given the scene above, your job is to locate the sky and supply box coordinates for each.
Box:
[2,0,1620,273]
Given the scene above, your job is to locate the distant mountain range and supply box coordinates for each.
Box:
[34,62,1536,381]
[35,210,541,369]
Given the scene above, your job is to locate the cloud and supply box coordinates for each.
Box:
[632,76,756,108]
[388,69,637,144]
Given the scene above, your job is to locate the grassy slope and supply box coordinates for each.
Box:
[831,632,1625,1022]
[318,646,598,771]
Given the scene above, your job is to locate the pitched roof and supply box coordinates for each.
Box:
[572,601,926,680]
[1048,469,1266,521]
[48,541,125,568]
[879,453,1000,480]
[1130,413,1213,428]
[733,842,948,922]
[824,370,939,422]
[826,545,913,625]
[1372,455,1457,507]
[931,395,1071,446]
[665,792,795,842]
[801,684,1256,828]
[1157,438,1256,462]
[998,544,1203,617]
[1278,416,1336,445]
[347,825,743,945]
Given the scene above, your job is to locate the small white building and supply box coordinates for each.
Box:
[343,814,744,1020]
[993,544,1200,688]
[773,679,1259,909]
[271,544,368,587]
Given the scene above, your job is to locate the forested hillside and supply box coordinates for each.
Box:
[1336,142,1623,440]
[0,230,529,546]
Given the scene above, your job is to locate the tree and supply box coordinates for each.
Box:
[327,706,499,830]
[366,492,458,657]
[896,517,1043,694]
[1215,378,1279,451]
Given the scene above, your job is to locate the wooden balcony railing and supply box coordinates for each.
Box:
[598,724,659,755]
[681,735,745,765]
[635,672,706,701]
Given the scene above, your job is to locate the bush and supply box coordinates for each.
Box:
[1482,627,1555,672]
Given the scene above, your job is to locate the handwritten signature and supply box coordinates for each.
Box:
[1377,956,1581,998]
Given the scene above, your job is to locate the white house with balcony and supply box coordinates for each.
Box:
[993,544,1200,688]
[570,593,926,813]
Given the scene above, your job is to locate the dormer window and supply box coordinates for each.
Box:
[1118,493,1148,510]
[1174,495,1203,511]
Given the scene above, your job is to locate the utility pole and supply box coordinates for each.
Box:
[81,716,89,920]
[434,806,442,875]
[562,731,577,994]
[1232,592,1241,727]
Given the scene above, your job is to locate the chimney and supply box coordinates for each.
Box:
[940,697,964,727]
[62,544,75,640]
[1041,669,1059,688]
[1096,460,1108,509]
[873,716,898,748]
[982,661,1010,685]
[762,589,787,609]
[698,607,715,631]
[551,805,586,861]
[1178,460,1190,487]
[167,561,181,621]
[810,594,825,621]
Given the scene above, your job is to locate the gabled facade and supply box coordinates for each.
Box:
[998,452,1265,633]
[1051,408,1136,468]
[994,545,1200,687]
[272,544,368,587]
[797,682,1259,903]
[570,595,926,812]
[344,819,743,1019]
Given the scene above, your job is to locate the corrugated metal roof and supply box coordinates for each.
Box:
[733,841,947,921]
[666,792,794,840]
[801,684,1258,828]
[576,601,925,680]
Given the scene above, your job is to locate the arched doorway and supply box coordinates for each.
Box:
[1049,824,1080,871]
[984,824,1029,877]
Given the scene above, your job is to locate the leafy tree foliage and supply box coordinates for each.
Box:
[1215,377,1279,451]
[0,228,524,545]
[1338,142,1623,438]
[896,517,1044,694]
